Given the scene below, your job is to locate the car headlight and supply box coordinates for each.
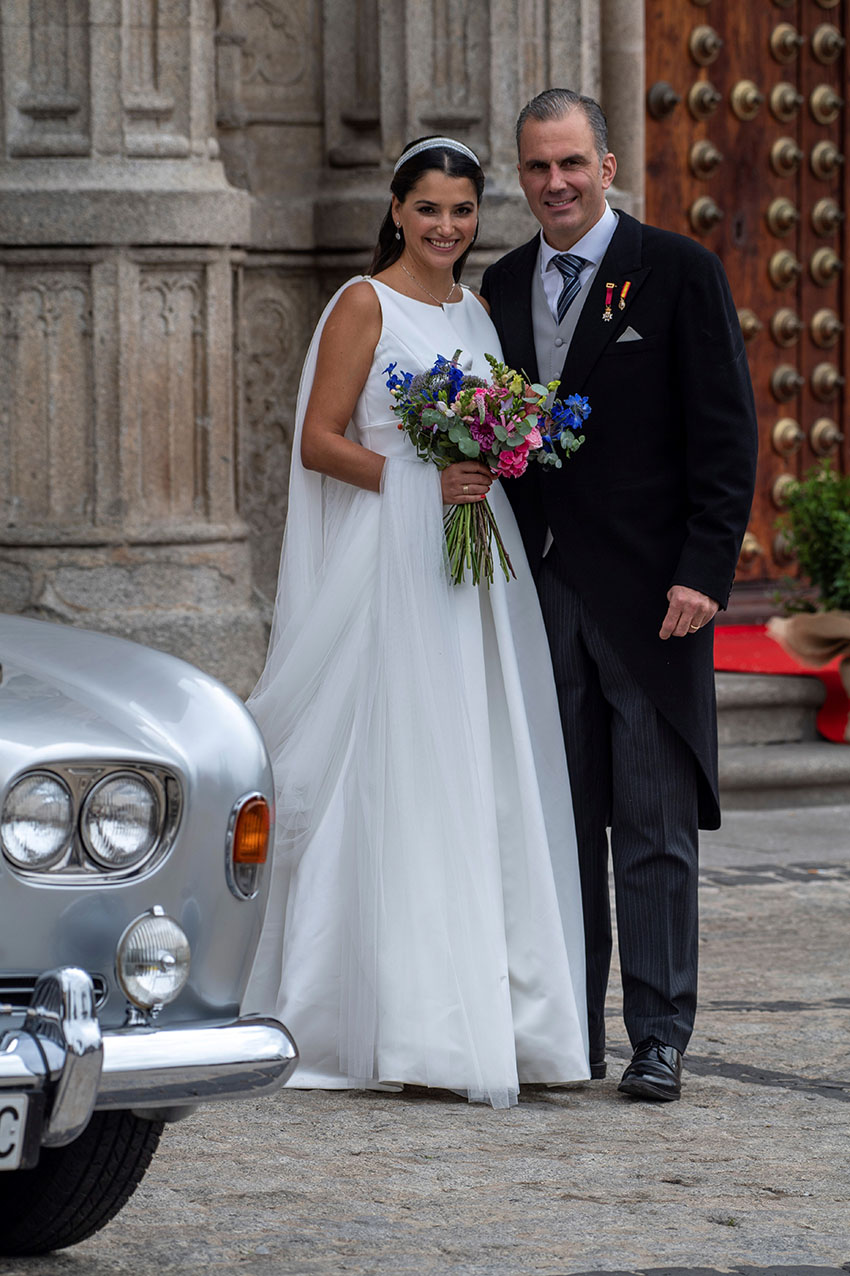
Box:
[116,907,191,1010]
[81,772,161,869]
[1,772,74,868]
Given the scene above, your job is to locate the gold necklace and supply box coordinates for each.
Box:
[399,259,460,305]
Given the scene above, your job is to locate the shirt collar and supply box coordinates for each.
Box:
[539,202,618,272]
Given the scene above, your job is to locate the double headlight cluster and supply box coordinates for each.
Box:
[0,765,180,879]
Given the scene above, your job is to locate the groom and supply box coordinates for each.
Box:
[481,89,758,1100]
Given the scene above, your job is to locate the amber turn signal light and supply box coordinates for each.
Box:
[233,796,271,864]
[226,793,271,900]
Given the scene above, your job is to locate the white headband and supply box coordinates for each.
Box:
[393,137,481,174]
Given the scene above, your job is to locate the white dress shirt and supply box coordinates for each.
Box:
[538,201,619,323]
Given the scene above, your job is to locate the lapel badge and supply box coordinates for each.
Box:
[618,281,632,311]
[603,282,615,322]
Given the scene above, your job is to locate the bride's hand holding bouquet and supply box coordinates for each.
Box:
[438,459,494,504]
[385,351,590,586]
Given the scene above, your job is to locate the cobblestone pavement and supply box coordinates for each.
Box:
[2,807,849,1276]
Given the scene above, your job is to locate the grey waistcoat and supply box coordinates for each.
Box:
[531,257,600,388]
[531,256,602,556]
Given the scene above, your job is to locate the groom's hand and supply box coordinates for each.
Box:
[660,585,719,640]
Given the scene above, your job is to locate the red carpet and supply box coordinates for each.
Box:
[714,624,849,744]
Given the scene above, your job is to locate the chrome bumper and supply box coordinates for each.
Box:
[97,1018,298,1111]
[0,968,298,1163]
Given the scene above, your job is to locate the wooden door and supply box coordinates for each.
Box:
[645,0,848,619]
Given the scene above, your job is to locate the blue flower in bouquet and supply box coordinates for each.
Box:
[549,394,591,453]
[384,362,413,394]
[402,353,477,409]
[432,353,466,401]
[551,394,591,433]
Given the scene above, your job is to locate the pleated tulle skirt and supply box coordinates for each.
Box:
[243,458,589,1108]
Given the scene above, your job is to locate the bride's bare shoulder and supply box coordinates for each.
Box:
[320,280,382,354]
[468,289,491,316]
[314,280,382,372]
[328,279,381,322]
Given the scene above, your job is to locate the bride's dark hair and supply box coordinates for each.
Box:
[370,136,485,280]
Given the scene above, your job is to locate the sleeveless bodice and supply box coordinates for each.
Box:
[352,279,503,456]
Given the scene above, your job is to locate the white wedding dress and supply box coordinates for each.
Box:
[242,277,589,1108]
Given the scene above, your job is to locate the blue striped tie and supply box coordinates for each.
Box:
[552,253,590,324]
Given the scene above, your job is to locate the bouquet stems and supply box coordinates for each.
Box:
[444,499,516,587]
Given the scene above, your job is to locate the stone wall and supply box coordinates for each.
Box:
[0,0,265,693]
[0,0,644,692]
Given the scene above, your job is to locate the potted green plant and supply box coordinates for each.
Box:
[779,460,850,613]
[768,460,850,738]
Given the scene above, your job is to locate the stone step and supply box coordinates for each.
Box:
[719,742,850,809]
[715,671,850,807]
[716,671,824,746]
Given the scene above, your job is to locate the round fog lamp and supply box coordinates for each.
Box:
[82,773,160,869]
[1,772,74,869]
[116,908,191,1009]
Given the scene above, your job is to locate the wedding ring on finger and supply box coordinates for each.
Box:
[463,484,469,495]
[689,623,700,631]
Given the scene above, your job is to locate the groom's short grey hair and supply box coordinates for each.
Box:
[516,89,609,162]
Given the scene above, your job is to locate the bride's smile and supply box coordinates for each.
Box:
[391,170,479,289]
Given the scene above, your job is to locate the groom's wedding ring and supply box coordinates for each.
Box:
[689,623,700,631]
[463,484,469,494]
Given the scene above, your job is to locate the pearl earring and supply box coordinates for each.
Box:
[395,223,401,240]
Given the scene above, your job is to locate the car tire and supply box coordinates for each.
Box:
[0,1109,164,1255]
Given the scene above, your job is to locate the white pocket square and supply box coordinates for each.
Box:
[616,326,643,342]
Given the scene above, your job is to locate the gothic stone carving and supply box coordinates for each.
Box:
[3,0,91,157]
[134,269,207,522]
[2,268,94,528]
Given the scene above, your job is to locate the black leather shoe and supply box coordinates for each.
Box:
[589,1058,607,1080]
[617,1039,682,1101]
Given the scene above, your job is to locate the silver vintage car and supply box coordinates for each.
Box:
[0,615,296,1255]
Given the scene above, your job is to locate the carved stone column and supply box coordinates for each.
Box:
[214,0,327,625]
[0,0,261,693]
[600,0,645,219]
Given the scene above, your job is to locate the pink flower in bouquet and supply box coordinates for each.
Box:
[469,419,496,451]
[495,442,531,479]
[525,425,543,451]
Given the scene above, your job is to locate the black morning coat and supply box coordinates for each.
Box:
[480,210,759,829]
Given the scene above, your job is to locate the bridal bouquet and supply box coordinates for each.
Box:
[385,351,590,586]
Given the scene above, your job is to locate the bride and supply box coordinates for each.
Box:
[242,136,589,1108]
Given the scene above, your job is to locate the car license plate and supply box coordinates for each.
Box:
[0,1095,30,1171]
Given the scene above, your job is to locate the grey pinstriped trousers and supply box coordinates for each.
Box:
[537,549,700,1059]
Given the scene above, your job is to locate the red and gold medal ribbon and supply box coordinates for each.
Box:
[603,282,615,322]
[619,281,632,311]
